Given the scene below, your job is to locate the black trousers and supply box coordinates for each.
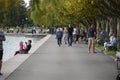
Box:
[57,38,62,46]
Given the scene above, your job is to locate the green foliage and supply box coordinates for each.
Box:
[96,44,104,51]
[29,0,120,27]
[96,43,117,58]
[106,50,116,58]
[0,0,120,28]
[0,0,27,27]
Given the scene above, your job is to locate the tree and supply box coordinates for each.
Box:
[0,0,28,27]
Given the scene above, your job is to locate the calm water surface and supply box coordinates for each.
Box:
[3,36,41,62]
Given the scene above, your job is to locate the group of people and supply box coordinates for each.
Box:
[88,24,118,53]
[87,24,117,53]
[56,23,117,53]
[14,40,32,56]
[55,24,95,53]
[0,28,32,75]
[0,24,118,76]
[56,24,87,47]
[56,24,80,47]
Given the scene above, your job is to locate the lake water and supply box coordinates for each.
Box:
[3,36,41,62]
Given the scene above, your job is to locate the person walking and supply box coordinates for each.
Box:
[67,24,73,46]
[0,28,5,75]
[73,27,77,44]
[88,24,96,53]
[63,27,68,44]
[56,28,63,46]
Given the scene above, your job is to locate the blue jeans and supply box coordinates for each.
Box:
[68,35,73,46]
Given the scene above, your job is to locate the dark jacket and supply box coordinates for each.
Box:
[56,31,62,39]
[88,27,96,38]
[0,30,5,51]
[68,27,73,36]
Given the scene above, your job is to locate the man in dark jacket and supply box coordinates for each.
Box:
[0,29,5,75]
[67,24,73,46]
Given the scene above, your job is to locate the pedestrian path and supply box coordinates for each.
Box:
[4,35,117,80]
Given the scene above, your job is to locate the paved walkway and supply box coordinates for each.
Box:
[4,35,117,80]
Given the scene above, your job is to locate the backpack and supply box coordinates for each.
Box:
[56,31,62,38]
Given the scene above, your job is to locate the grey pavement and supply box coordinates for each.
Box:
[4,35,118,80]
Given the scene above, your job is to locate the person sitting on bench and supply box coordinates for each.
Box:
[104,33,117,50]
[14,40,32,55]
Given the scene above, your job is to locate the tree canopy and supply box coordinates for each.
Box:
[0,0,120,28]
[0,0,27,27]
[29,0,120,27]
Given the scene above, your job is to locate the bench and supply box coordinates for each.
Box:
[96,34,109,46]
[108,38,118,51]
[108,43,117,51]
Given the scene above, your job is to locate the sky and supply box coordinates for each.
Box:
[24,0,30,6]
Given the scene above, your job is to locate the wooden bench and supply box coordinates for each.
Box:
[108,43,117,51]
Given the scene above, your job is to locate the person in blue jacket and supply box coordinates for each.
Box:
[56,28,63,46]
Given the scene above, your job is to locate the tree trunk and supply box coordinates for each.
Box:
[113,17,117,36]
[117,18,120,48]
[96,19,101,37]
[109,17,113,33]
[106,19,109,33]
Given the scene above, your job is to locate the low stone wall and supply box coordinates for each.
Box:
[5,33,47,38]
[5,33,25,36]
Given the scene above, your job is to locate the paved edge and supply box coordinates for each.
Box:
[0,34,51,80]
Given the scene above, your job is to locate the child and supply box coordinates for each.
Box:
[56,28,63,46]
[14,40,32,55]
[14,41,24,55]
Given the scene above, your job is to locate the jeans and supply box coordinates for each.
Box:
[68,35,73,46]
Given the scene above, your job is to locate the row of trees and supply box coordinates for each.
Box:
[1,0,120,30]
[0,0,120,40]
[0,0,120,47]
[29,0,120,27]
[0,0,28,27]
[29,0,120,46]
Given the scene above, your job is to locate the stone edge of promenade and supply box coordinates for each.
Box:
[0,34,51,80]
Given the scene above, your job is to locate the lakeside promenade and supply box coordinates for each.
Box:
[1,35,118,80]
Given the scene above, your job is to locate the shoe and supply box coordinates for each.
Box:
[0,73,3,76]
[88,51,91,53]
[93,51,97,53]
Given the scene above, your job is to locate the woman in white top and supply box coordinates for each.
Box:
[104,33,114,50]
[63,27,68,44]
[73,27,77,43]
